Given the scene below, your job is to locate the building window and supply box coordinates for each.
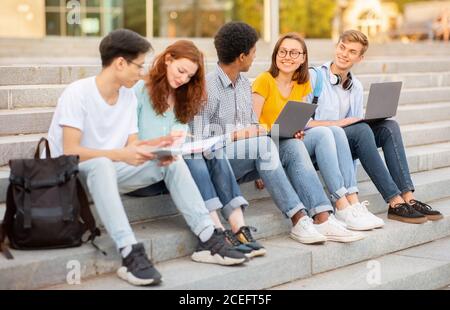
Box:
[45,0,125,36]
[153,0,263,38]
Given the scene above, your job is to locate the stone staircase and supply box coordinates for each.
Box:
[0,55,449,290]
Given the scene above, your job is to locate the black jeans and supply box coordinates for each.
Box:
[343,119,415,202]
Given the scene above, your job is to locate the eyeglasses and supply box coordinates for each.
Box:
[277,49,305,59]
[126,59,145,71]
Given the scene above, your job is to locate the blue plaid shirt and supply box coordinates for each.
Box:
[190,64,258,139]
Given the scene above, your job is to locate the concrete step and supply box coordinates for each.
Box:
[0,133,43,166]
[363,86,450,106]
[2,118,449,166]
[0,108,54,136]
[0,84,64,109]
[2,141,450,207]
[356,142,450,183]
[2,59,450,86]
[396,102,450,125]
[2,38,449,59]
[272,235,450,290]
[358,72,450,90]
[399,120,450,147]
[3,139,448,205]
[1,99,447,136]
[42,198,450,290]
[1,163,450,228]
[2,83,449,110]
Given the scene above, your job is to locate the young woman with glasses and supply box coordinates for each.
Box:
[251,33,384,234]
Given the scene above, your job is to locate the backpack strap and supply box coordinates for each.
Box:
[34,137,51,159]
[309,67,324,120]
[0,184,16,259]
[76,178,106,256]
[310,67,324,104]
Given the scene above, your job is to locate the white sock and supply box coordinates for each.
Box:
[199,225,215,243]
[120,243,136,258]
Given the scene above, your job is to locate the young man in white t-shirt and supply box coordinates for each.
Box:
[47,29,246,287]
[308,30,443,225]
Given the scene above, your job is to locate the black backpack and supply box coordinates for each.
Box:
[0,138,102,259]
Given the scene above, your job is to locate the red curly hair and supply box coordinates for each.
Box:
[146,40,206,124]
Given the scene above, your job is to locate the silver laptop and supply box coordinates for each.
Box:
[270,101,317,138]
[362,81,402,121]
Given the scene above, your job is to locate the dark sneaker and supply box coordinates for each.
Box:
[191,228,248,266]
[235,226,267,257]
[409,200,443,221]
[117,243,162,286]
[387,203,428,224]
[224,229,254,258]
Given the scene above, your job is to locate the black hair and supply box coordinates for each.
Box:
[99,29,152,68]
[213,22,259,64]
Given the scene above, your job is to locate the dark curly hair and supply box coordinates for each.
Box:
[214,22,259,64]
[146,40,206,124]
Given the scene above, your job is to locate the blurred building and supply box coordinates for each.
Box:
[334,0,450,41]
[0,0,448,42]
[0,0,276,41]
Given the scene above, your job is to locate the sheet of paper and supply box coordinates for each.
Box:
[141,135,225,157]
[180,136,223,154]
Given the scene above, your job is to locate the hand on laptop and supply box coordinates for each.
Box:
[338,117,362,128]
[293,130,305,140]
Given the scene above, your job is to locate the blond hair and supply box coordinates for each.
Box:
[339,30,369,55]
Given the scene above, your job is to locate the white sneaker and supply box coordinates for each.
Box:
[314,216,366,243]
[329,214,347,229]
[290,216,327,244]
[335,204,376,231]
[354,201,385,229]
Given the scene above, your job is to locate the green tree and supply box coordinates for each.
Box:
[123,0,147,36]
[279,0,308,35]
[280,0,336,38]
[233,0,264,36]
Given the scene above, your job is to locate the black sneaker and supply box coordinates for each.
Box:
[235,226,267,257]
[191,228,248,266]
[409,200,443,221]
[117,243,162,286]
[224,229,254,258]
[387,203,428,224]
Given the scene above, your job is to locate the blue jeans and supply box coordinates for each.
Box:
[78,157,214,249]
[225,136,305,218]
[343,120,415,202]
[184,148,249,220]
[303,126,359,202]
[277,138,334,217]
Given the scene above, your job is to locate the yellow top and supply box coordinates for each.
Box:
[252,71,312,130]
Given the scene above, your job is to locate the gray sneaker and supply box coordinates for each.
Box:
[191,228,248,266]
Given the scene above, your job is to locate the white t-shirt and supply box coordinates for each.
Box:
[47,76,138,157]
[335,85,351,119]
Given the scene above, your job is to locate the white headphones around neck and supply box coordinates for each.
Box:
[329,64,353,91]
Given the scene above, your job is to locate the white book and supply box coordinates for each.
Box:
[143,135,226,157]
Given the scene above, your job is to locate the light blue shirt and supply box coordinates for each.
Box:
[307,61,364,120]
[133,80,187,141]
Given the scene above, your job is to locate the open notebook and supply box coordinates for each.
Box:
[142,135,225,157]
